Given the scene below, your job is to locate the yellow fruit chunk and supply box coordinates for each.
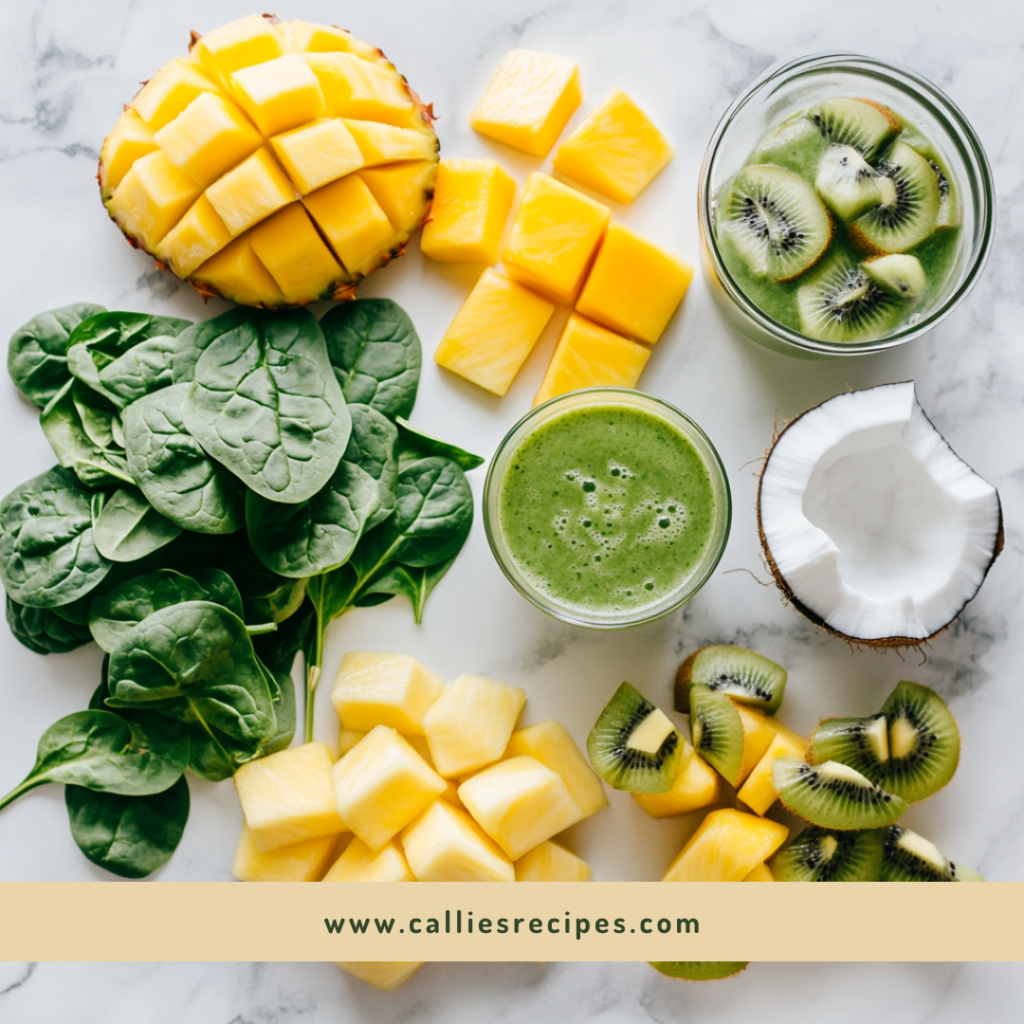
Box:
[423,674,527,777]
[232,823,339,882]
[343,120,438,167]
[743,862,776,882]
[515,840,592,882]
[735,704,779,785]
[632,746,720,819]
[108,150,201,251]
[554,88,674,203]
[737,731,807,816]
[338,729,367,757]
[505,720,607,817]
[330,726,447,849]
[130,57,220,131]
[503,173,611,305]
[359,160,438,234]
[155,194,232,277]
[206,147,297,236]
[765,717,809,748]
[153,91,263,188]
[303,52,414,124]
[192,14,285,88]
[662,808,789,882]
[231,54,326,137]
[190,232,285,306]
[335,962,424,992]
[420,158,516,265]
[270,118,364,195]
[470,50,581,157]
[401,800,514,881]
[234,741,347,854]
[303,174,395,276]
[576,223,693,344]
[434,269,555,397]
[532,313,650,408]
[277,20,364,56]
[99,109,157,196]
[322,837,415,882]
[250,203,345,304]
[331,651,446,735]
[405,737,465,809]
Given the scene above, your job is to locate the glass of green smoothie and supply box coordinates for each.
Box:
[484,389,731,629]
[698,52,994,357]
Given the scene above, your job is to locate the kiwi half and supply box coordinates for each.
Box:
[805,98,901,159]
[688,686,744,785]
[796,255,900,342]
[769,826,884,881]
[649,962,749,981]
[807,714,890,775]
[879,824,985,882]
[674,645,787,715]
[587,682,683,793]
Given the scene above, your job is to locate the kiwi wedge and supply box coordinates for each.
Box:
[805,97,901,159]
[862,254,927,299]
[689,686,744,785]
[772,756,907,830]
[769,826,884,881]
[880,824,982,882]
[674,644,787,715]
[587,682,683,793]
[815,145,885,222]
[796,255,901,342]
[807,714,890,774]
[649,962,749,981]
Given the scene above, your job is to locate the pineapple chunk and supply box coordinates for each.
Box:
[192,15,285,87]
[153,91,263,188]
[331,651,446,736]
[735,704,778,785]
[343,120,438,167]
[737,731,807,816]
[330,726,447,849]
[662,808,789,882]
[99,109,157,196]
[405,736,465,809]
[108,150,201,251]
[303,52,414,124]
[743,862,776,882]
[322,837,415,882]
[190,231,285,306]
[553,89,674,203]
[458,756,583,860]
[155,194,232,277]
[504,720,607,817]
[359,160,438,233]
[232,823,339,882]
[277,20,363,56]
[532,313,650,408]
[469,50,581,157]
[304,174,394,276]
[234,741,347,854]
[401,800,514,881]
[576,223,694,344]
[422,673,526,777]
[433,269,555,397]
[205,147,297,236]
[633,746,720,819]
[270,118,364,195]
[337,729,367,757]
[231,54,326,137]
[130,57,220,130]
[335,962,424,991]
[515,840,592,882]
[502,173,611,305]
[420,158,516,264]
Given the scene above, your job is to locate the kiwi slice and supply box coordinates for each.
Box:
[719,164,832,281]
[878,824,983,881]
[749,116,829,181]
[649,962,749,981]
[862,254,927,299]
[769,826,884,881]
[674,645,787,715]
[805,98,901,159]
[688,686,744,785]
[587,682,683,793]
[796,255,901,342]
[772,756,907,830]
[807,714,890,775]
[815,145,884,222]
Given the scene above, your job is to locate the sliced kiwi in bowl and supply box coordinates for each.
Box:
[862,253,927,299]
[674,644,787,715]
[796,255,902,342]
[805,97,902,159]
[815,145,886,222]
[769,825,885,881]
[880,824,982,882]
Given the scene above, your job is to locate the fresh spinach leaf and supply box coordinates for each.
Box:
[207,537,308,624]
[346,404,398,531]
[259,659,297,757]
[6,592,94,654]
[252,598,314,677]
[171,307,253,385]
[79,334,179,410]
[355,554,459,624]
[396,417,485,471]
[91,486,182,563]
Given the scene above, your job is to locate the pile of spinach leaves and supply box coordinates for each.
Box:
[0,299,480,877]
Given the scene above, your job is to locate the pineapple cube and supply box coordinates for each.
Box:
[502,173,611,305]
[330,726,447,849]
[458,756,583,860]
[515,840,593,882]
[737,731,807,816]
[231,54,326,137]
[359,160,438,234]
[130,57,220,131]
[422,674,527,777]
[155,195,232,278]
[335,962,424,991]
[735,704,778,785]
[532,313,650,408]
[662,808,789,882]
[232,823,338,882]
[270,118,364,195]
[338,729,367,757]
[331,651,446,735]
[192,15,285,87]
[434,269,554,397]
[322,837,415,882]
[554,89,674,203]
[206,147,297,236]
[576,223,694,344]
[234,741,347,854]
[343,120,438,167]
[190,232,285,306]
[469,50,582,157]
[99,109,157,196]
[633,746,720,819]
[303,52,414,124]
[108,150,201,251]
[743,862,776,882]
[250,202,345,303]
[277,20,363,56]
[420,158,516,264]
[401,800,514,881]
[404,736,465,809]
[505,720,607,817]
[303,174,394,275]
[153,92,263,188]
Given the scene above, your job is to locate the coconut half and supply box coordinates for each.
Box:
[757,382,1003,646]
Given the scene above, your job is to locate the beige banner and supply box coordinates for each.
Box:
[1,882,1022,961]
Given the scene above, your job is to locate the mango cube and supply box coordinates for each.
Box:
[401,800,514,882]
[303,52,414,124]
[206,147,297,236]
[232,823,338,882]
[193,15,285,87]
[250,203,345,304]
[423,673,527,777]
[330,726,447,849]
[99,109,157,195]
[277,20,363,56]
[469,50,581,157]
[234,741,347,854]
[335,962,424,991]
[130,57,220,130]
[231,54,326,137]
[434,269,554,397]
[743,862,776,882]
[359,160,438,233]
[662,808,789,882]
[343,120,437,167]
[304,174,394,275]
[737,731,807,816]
[735,704,779,786]
[108,150,201,251]
[576,223,693,344]
[532,313,650,408]
[270,118,364,195]
[633,746,720,819]
[502,173,610,305]
[515,840,592,882]
[331,651,446,735]
[190,232,285,306]
[155,194,233,277]
[322,837,415,882]
[554,88,674,203]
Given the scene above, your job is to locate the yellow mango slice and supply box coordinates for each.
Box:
[276,20,365,56]
[231,54,326,137]
[205,147,297,236]
[108,150,201,251]
[322,837,415,882]
[155,194,232,278]
[190,231,285,306]
[633,745,721,819]
[343,119,438,167]
[662,808,789,882]
[554,88,674,203]
[515,840,592,882]
[335,962,424,991]
[99,108,157,196]
[331,651,446,735]
[270,118,364,195]
[735,704,779,785]
[192,14,285,88]
[303,174,395,275]
[303,52,414,124]
[359,160,438,234]
[743,862,776,882]
[737,731,807,816]
[469,50,581,157]
[130,57,220,130]
[232,823,339,882]
[401,800,514,882]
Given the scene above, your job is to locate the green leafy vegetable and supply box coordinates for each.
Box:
[171,306,253,385]
[259,660,297,757]
[396,417,485,470]
[206,536,308,625]
[252,597,314,676]
[6,593,94,654]
[77,334,179,410]
[346,404,399,531]
[356,554,460,624]
[91,486,183,562]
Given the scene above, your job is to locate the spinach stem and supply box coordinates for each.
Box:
[0,777,42,813]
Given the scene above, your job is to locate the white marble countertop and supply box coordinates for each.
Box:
[1,0,1023,1018]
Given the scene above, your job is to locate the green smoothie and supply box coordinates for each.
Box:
[498,403,718,618]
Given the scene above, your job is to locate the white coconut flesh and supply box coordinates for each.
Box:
[759,382,1001,641]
